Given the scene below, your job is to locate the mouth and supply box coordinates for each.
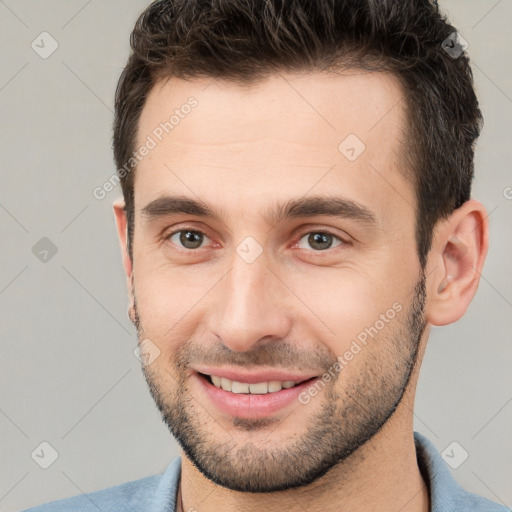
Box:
[193,370,320,419]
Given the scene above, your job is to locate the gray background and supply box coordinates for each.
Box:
[0,1,511,510]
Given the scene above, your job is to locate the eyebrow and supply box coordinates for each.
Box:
[140,194,377,227]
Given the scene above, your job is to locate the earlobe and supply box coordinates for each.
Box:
[426,200,489,326]
[128,302,136,324]
[112,199,133,278]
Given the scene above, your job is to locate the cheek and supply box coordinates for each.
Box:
[292,268,399,344]
[133,269,193,338]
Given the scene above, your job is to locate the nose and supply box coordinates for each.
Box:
[205,248,293,352]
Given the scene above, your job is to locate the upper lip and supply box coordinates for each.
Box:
[192,366,319,384]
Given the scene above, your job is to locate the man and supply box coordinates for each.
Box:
[24,0,507,511]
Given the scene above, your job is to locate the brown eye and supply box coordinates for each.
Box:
[297,231,343,251]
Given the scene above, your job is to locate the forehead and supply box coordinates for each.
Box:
[133,70,413,225]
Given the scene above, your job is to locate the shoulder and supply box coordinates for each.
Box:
[20,456,182,512]
[452,489,510,512]
[20,474,159,512]
[414,432,508,512]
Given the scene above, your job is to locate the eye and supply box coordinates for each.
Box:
[164,227,346,253]
[296,231,344,251]
[166,228,210,250]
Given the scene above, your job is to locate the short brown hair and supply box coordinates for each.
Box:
[113,0,482,268]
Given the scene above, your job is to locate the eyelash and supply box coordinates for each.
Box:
[164,226,347,253]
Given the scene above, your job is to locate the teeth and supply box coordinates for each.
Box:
[268,380,283,392]
[207,375,302,394]
[231,381,250,394]
[220,377,232,392]
[249,382,268,394]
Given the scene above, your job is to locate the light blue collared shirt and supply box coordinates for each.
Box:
[21,432,508,511]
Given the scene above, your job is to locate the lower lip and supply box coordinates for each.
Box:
[194,372,319,419]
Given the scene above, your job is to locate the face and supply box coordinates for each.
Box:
[125,71,428,492]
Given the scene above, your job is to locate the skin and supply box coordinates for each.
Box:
[113,70,488,512]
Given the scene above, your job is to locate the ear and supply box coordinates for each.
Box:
[113,199,135,321]
[425,199,489,326]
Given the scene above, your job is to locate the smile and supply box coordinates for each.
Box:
[194,370,320,419]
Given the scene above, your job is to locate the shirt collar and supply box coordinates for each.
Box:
[151,455,181,512]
